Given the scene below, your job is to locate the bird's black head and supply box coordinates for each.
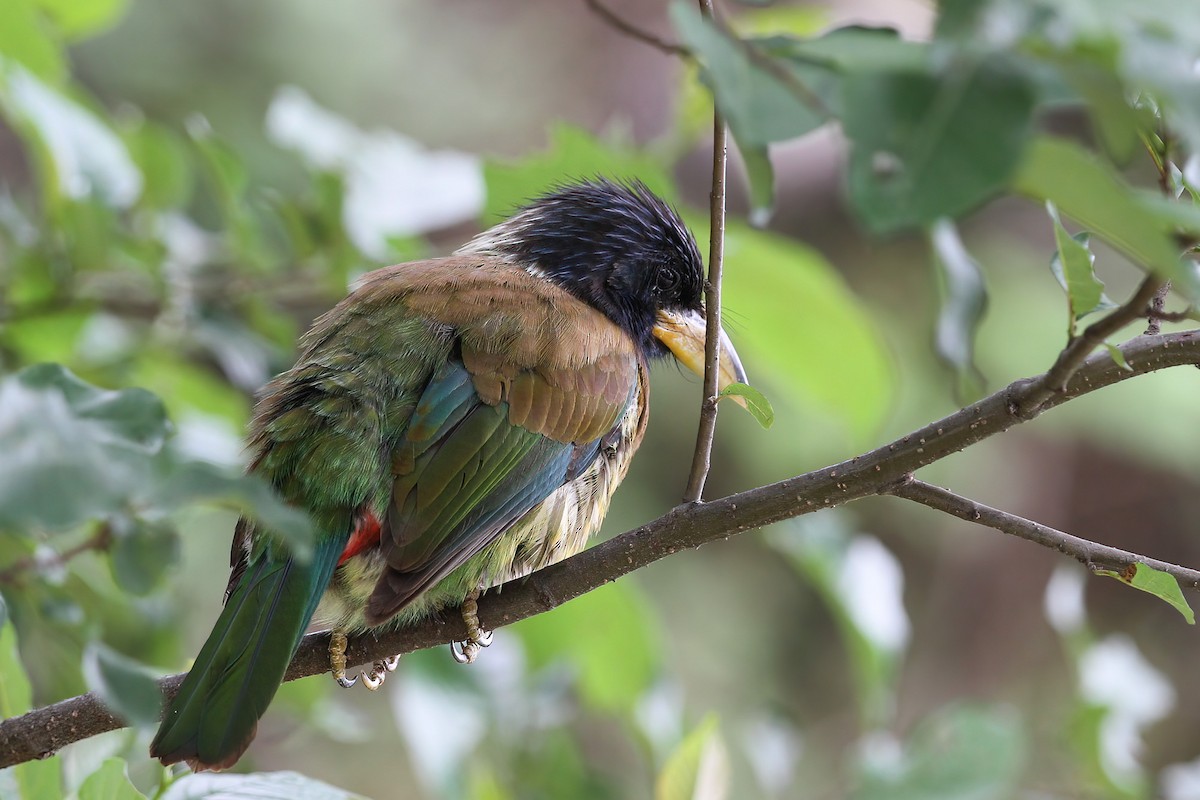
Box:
[464,179,706,356]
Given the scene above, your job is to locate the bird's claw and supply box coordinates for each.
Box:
[450,589,492,664]
[361,667,385,690]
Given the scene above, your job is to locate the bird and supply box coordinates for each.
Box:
[149,178,747,771]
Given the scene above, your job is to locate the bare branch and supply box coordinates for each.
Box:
[887,477,1200,588]
[582,0,688,57]
[683,0,729,504]
[5,330,1200,765]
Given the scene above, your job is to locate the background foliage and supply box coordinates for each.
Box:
[2,0,1200,798]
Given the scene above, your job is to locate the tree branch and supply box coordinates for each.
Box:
[5,331,1200,765]
[683,0,729,504]
[581,0,688,57]
[1015,275,1163,416]
[887,477,1200,588]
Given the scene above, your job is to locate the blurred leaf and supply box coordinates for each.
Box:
[0,618,63,800]
[656,715,729,800]
[483,125,674,222]
[0,65,142,208]
[717,220,893,441]
[0,0,66,83]
[929,219,987,398]
[718,382,774,428]
[77,758,146,800]
[1096,563,1196,624]
[148,461,313,560]
[82,641,162,728]
[514,582,658,713]
[36,0,132,39]
[1014,137,1198,296]
[843,56,1036,233]
[0,364,170,531]
[1058,62,1147,164]
[3,310,90,365]
[161,771,368,800]
[855,705,1025,800]
[672,3,828,148]
[124,123,193,210]
[1047,204,1115,335]
[109,519,180,596]
[1103,343,1133,372]
[132,352,252,426]
[774,521,908,726]
[738,145,774,227]
[730,6,826,38]
[0,616,33,716]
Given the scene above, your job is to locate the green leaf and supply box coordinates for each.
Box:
[672,2,828,148]
[124,122,193,210]
[514,582,658,713]
[1013,137,1197,296]
[0,0,66,83]
[0,364,170,532]
[717,220,893,441]
[82,641,163,728]
[160,771,369,800]
[929,219,987,398]
[0,619,64,800]
[1097,563,1195,624]
[35,0,132,39]
[148,461,314,560]
[718,382,774,428]
[109,519,180,596]
[738,145,775,227]
[843,56,1036,233]
[0,616,32,717]
[483,125,674,223]
[855,705,1025,800]
[1103,343,1133,372]
[77,758,146,800]
[1047,203,1115,332]
[656,715,729,800]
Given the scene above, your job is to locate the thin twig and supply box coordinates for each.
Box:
[887,477,1200,587]
[682,0,728,504]
[582,0,688,57]
[1146,282,1171,335]
[1015,274,1162,416]
[5,331,1200,766]
[0,524,114,586]
[1148,305,1200,324]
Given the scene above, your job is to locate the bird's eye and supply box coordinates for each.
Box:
[655,267,681,294]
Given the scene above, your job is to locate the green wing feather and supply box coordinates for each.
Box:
[150,535,345,770]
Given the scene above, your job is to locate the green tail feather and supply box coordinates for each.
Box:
[150,536,343,770]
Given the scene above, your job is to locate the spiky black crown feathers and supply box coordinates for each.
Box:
[460,178,705,356]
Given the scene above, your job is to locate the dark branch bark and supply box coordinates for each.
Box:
[4,330,1200,767]
[887,477,1200,588]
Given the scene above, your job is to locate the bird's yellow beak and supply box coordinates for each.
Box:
[652,309,748,404]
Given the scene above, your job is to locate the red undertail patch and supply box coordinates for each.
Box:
[338,511,381,566]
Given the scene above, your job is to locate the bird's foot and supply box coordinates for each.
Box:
[331,630,402,689]
[330,630,357,688]
[450,589,492,664]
